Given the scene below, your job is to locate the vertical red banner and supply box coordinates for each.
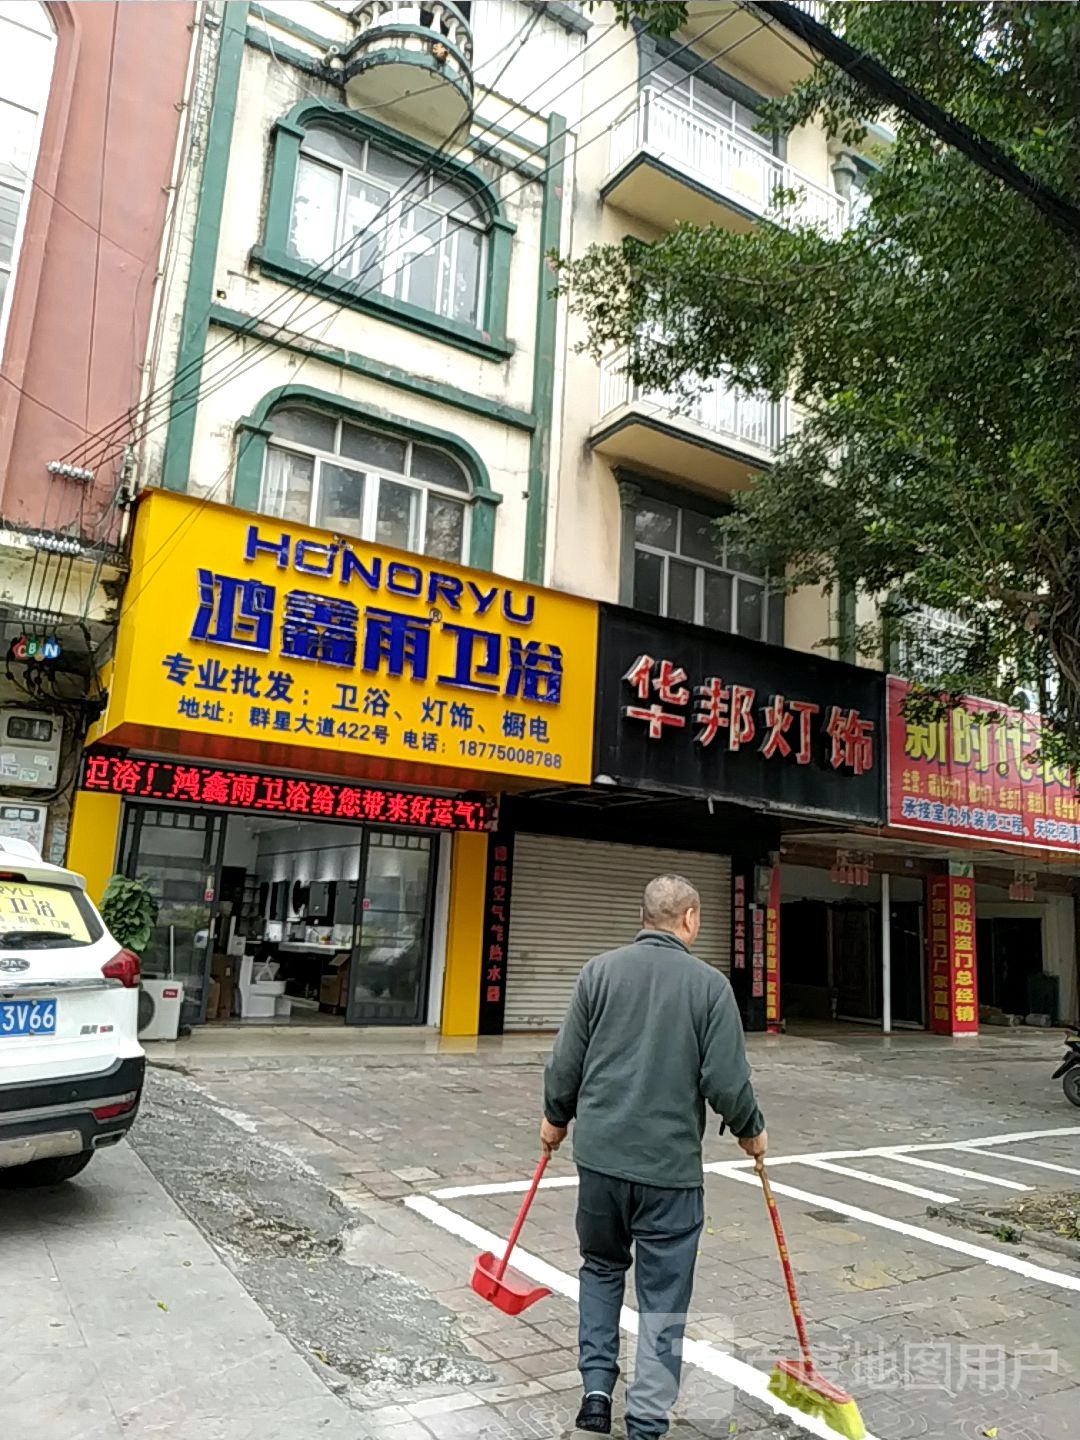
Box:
[765,864,781,1034]
[927,876,978,1036]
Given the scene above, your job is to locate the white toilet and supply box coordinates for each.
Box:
[238,956,287,1020]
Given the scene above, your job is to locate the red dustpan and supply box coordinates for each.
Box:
[470,1155,552,1315]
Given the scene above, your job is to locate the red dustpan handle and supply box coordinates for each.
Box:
[495,1154,549,1280]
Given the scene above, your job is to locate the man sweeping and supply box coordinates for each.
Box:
[541,873,767,1440]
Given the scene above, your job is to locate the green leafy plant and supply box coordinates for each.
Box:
[100,875,159,957]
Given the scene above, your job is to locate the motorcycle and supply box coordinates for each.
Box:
[1052,1024,1080,1107]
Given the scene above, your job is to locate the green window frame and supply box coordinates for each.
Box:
[252,99,515,361]
[234,385,502,571]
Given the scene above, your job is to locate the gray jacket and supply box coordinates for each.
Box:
[543,929,764,1189]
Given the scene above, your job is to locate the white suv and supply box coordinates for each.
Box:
[0,836,145,1186]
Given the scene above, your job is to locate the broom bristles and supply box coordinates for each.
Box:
[768,1363,866,1440]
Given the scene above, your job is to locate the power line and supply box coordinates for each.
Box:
[80,12,735,491]
[62,1,562,473]
[70,5,604,480]
[751,0,1080,247]
[106,15,763,624]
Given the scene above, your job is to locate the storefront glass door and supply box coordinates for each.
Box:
[347,831,435,1025]
[889,900,926,1027]
[120,806,225,1026]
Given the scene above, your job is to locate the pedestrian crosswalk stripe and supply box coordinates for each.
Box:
[796,1157,958,1204]
[887,1154,1032,1190]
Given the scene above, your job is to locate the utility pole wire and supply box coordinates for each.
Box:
[751,0,1080,248]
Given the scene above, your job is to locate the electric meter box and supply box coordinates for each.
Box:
[0,711,62,789]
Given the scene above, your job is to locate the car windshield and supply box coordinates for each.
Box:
[0,880,102,950]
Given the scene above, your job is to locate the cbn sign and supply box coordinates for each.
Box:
[100,491,598,784]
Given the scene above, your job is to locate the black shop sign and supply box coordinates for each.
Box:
[594,606,885,824]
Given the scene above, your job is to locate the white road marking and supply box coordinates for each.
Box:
[718,1170,1080,1293]
[404,1195,882,1440]
[432,1176,581,1200]
[956,1148,1080,1179]
[795,1158,957,1204]
[435,1126,1080,1201]
[712,1124,1080,1172]
[886,1154,1032,1190]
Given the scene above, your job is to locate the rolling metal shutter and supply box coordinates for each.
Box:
[504,833,731,1031]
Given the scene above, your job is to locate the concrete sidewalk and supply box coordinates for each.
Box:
[0,1143,364,1440]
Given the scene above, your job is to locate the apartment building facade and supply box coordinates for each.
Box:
[0,0,196,864]
[64,1,1075,1039]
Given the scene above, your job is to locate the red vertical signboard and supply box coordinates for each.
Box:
[478,833,514,1035]
[927,876,978,1036]
[765,865,781,1034]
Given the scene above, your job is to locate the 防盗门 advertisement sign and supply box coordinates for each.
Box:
[887,677,1080,852]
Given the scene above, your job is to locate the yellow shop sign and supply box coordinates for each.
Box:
[102,491,598,784]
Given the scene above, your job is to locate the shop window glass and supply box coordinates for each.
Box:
[632,495,783,644]
[260,408,470,563]
[288,123,489,329]
[350,831,434,1024]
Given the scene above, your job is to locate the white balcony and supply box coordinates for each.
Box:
[343,1,474,140]
[592,351,789,490]
[604,86,847,238]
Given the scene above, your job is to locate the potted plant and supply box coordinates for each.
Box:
[100,876,159,1031]
[100,875,159,956]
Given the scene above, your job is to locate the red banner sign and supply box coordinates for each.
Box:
[887,678,1079,852]
[80,751,495,832]
[927,875,978,1036]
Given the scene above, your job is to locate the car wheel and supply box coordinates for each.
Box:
[0,1151,94,1188]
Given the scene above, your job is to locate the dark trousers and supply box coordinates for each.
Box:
[576,1166,704,1439]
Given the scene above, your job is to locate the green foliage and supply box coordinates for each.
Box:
[100,875,159,957]
[588,0,687,36]
[559,2,1080,764]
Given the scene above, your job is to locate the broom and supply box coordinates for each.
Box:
[755,1157,866,1440]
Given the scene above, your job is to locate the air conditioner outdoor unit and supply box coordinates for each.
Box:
[138,980,184,1041]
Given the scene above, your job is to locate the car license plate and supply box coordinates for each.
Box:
[0,998,57,1036]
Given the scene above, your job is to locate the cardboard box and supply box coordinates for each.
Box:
[319,954,349,1009]
[217,977,235,1019]
[210,952,232,982]
[206,978,221,1020]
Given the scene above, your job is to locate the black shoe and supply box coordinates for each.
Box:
[575,1393,612,1434]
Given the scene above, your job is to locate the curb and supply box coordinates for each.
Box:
[927,1203,1080,1263]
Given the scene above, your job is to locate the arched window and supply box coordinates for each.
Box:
[289,123,487,327]
[262,405,472,563]
[257,103,514,359]
[0,2,55,351]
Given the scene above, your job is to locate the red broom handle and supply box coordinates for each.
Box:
[495,1154,549,1280]
[756,1157,813,1368]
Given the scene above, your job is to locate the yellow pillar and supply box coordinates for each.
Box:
[66,789,122,906]
[441,830,488,1036]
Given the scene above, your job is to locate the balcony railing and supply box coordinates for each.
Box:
[599,351,789,458]
[351,0,473,60]
[609,86,847,238]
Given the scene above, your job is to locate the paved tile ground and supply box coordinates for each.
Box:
[7,1026,1077,1437]
[138,1025,1080,1439]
